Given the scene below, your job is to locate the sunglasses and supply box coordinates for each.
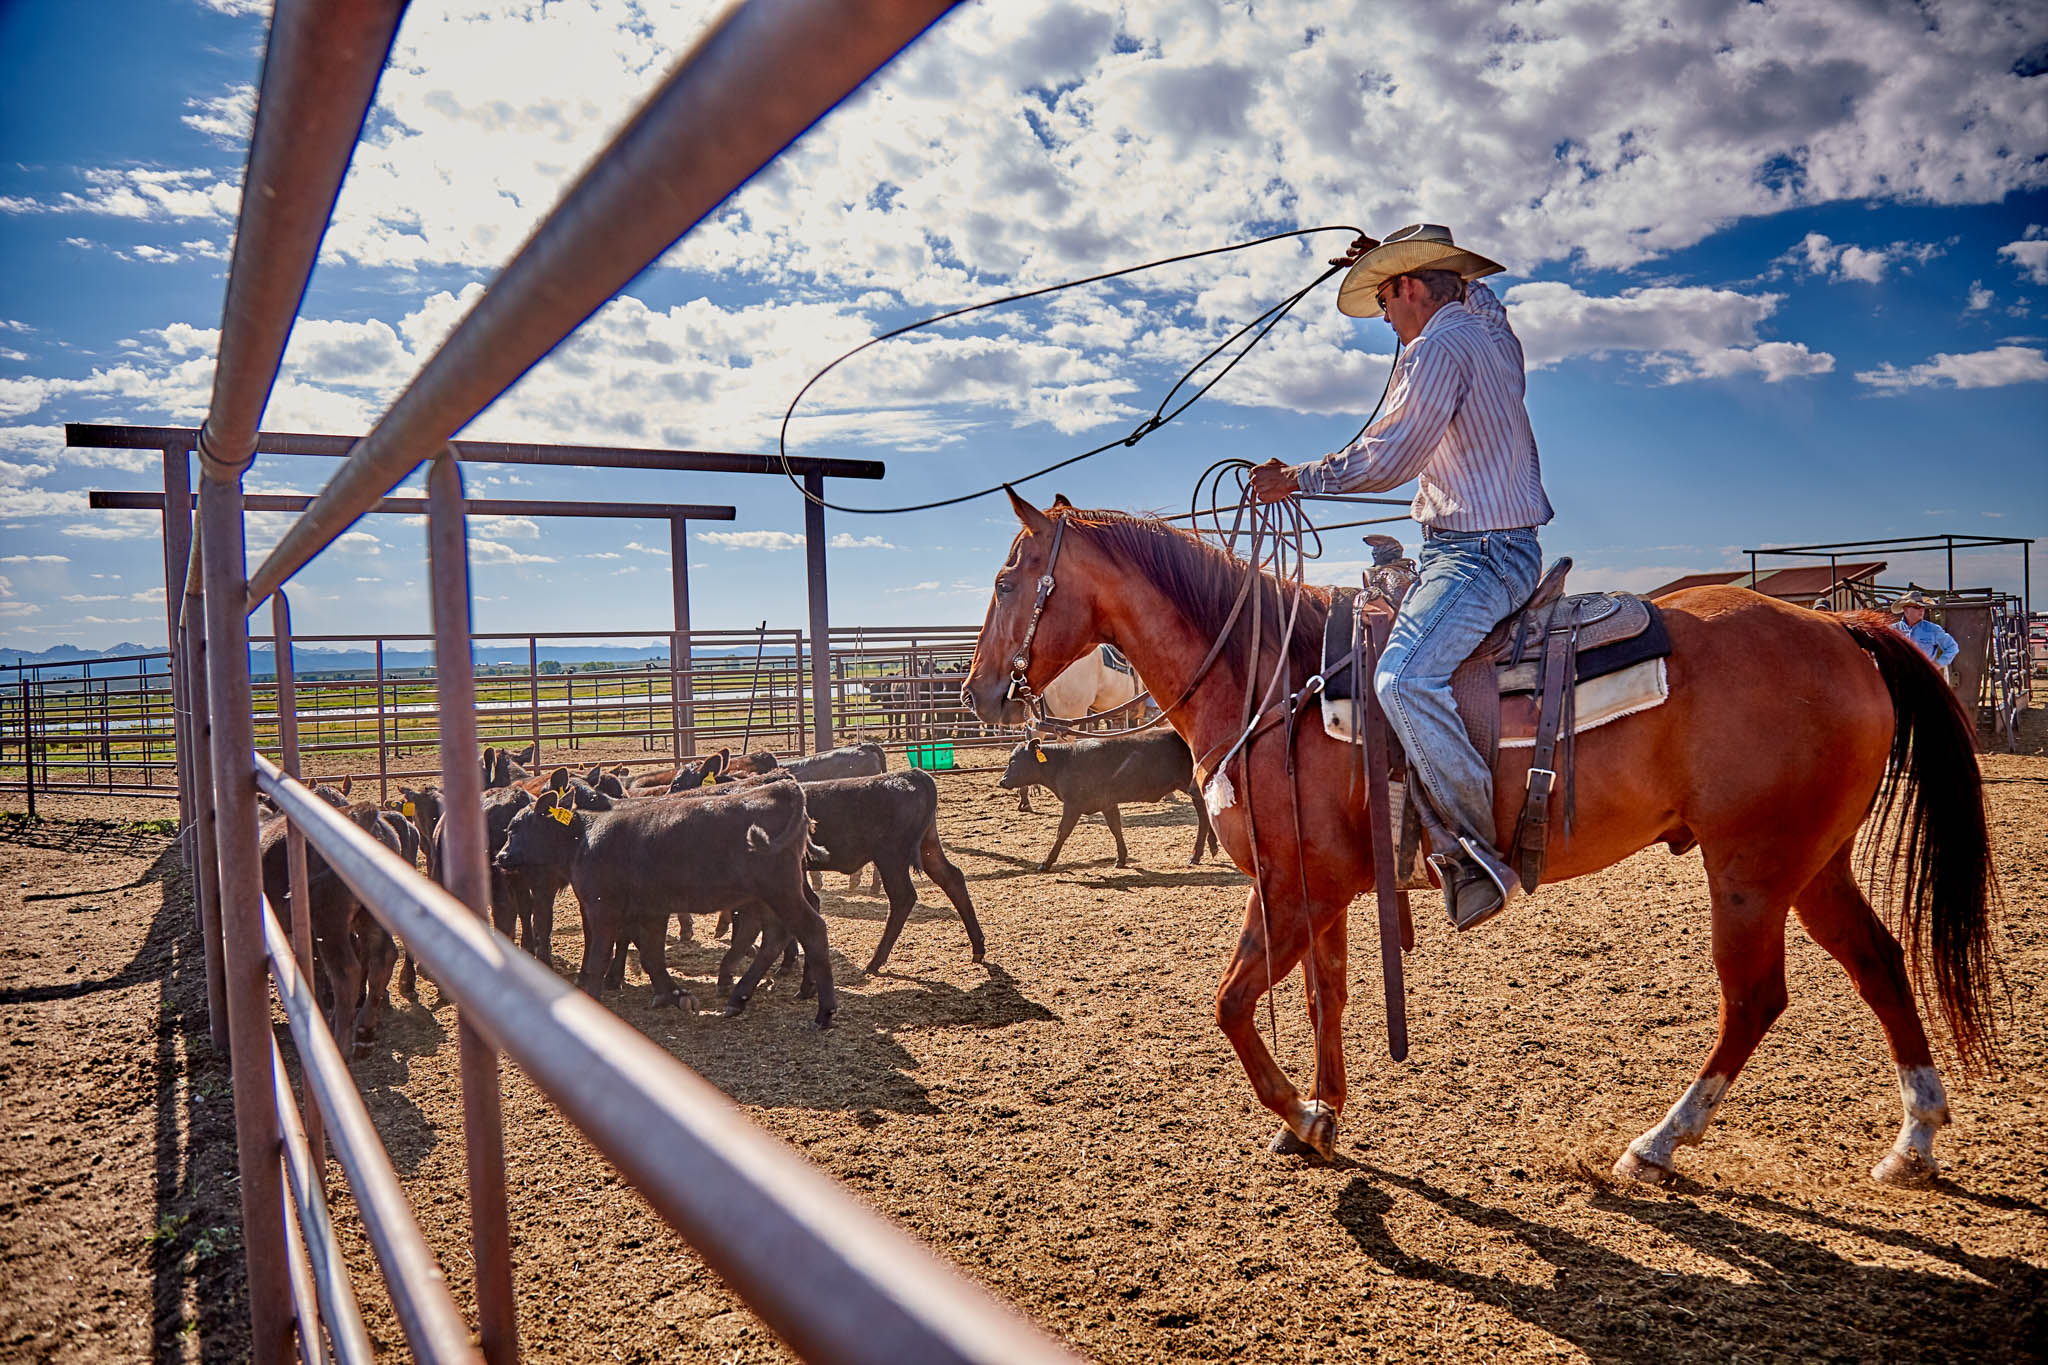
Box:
[1376,279,1401,312]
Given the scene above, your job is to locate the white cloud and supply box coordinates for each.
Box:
[584,551,623,560]
[195,0,268,14]
[1855,345,2048,393]
[4,489,89,518]
[828,533,898,549]
[1966,281,1994,312]
[63,593,121,603]
[468,539,557,565]
[60,509,163,539]
[622,540,669,557]
[183,84,256,146]
[133,586,167,603]
[335,531,382,555]
[0,167,239,222]
[0,602,42,619]
[697,530,806,551]
[1781,232,1945,284]
[0,553,69,564]
[1503,282,1833,383]
[1998,226,2048,285]
[470,514,540,540]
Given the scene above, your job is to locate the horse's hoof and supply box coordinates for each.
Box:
[1614,1148,1676,1186]
[1871,1147,1938,1186]
[651,990,696,1011]
[1269,1126,1318,1157]
[811,1012,837,1031]
[721,1002,746,1018]
[862,958,884,977]
[969,949,985,964]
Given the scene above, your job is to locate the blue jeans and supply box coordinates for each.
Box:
[1374,527,1542,850]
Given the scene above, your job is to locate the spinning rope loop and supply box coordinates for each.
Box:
[776,226,1374,515]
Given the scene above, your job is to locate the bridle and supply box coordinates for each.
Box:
[1002,517,1069,707]
[995,509,1268,741]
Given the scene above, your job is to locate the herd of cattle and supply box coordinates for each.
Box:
[258,727,1222,1057]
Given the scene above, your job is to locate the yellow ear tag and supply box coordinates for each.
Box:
[551,805,573,825]
[1035,749,1047,763]
[401,801,415,817]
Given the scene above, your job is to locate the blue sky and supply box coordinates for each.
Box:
[3,0,2045,651]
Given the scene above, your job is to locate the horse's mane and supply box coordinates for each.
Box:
[1057,508,1330,682]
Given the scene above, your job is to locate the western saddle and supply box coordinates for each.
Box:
[1321,540,1670,896]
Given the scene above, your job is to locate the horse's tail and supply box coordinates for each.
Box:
[1842,612,2004,1072]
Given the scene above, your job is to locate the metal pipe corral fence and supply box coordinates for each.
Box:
[57,0,1099,1359]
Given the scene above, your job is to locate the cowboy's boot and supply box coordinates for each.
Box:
[1430,836,1521,931]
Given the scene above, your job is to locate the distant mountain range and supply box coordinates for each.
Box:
[2,639,791,679]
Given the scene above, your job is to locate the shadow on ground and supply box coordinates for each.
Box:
[1332,1164,2047,1363]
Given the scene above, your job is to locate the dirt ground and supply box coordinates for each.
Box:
[3,720,2044,1364]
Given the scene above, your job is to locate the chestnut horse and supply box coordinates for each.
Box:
[964,493,2000,1185]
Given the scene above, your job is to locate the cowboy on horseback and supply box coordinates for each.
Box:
[1251,224,1553,930]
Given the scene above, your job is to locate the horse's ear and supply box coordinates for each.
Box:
[1051,493,1073,508]
[1004,484,1055,537]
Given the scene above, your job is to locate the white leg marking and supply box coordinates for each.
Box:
[1625,1074,1730,1172]
[1873,1064,1949,1184]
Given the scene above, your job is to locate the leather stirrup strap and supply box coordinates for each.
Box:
[1514,602,1579,894]
[1357,600,1408,1062]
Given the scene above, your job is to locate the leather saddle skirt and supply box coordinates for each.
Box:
[1319,573,1672,756]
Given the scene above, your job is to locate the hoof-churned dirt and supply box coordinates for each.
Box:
[3,726,2044,1363]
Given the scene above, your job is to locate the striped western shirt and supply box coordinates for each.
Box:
[1291,282,1554,532]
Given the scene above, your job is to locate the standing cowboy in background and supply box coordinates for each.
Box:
[1251,224,1552,930]
[1892,590,1959,677]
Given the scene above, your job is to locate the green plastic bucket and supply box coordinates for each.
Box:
[907,741,955,771]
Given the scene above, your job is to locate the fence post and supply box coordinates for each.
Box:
[670,512,694,760]
[803,473,832,752]
[528,638,540,765]
[427,454,520,1364]
[375,640,388,804]
[182,559,231,1053]
[196,473,293,1365]
[270,591,326,1182]
[16,677,32,820]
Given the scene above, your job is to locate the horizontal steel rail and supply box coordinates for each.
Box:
[240,0,955,611]
[67,422,886,481]
[195,0,405,479]
[261,896,481,1364]
[253,752,1079,1365]
[93,490,738,522]
[269,1034,375,1365]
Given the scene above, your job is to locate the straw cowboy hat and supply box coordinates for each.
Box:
[1894,589,1934,613]
[1337,223,1506,318]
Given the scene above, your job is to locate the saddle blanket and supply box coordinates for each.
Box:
[1497,657,1668,747]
